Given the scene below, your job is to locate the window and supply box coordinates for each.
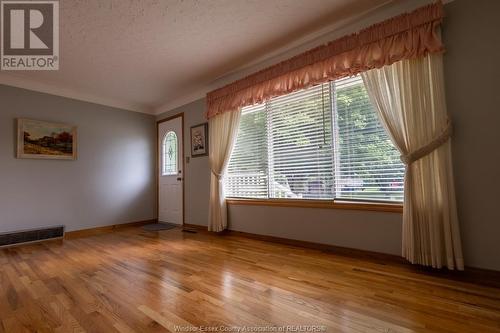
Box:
[162,131,178,175]
[225,76,404,203]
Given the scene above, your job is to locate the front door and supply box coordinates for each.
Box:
[158,116,183,225]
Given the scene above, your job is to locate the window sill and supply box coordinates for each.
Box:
[226,198,403,213]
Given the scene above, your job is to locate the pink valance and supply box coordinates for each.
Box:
[206,2,444,119]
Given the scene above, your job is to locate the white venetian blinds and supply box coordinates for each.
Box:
[267,85,334,199]
[225,75,404,202]
[225,103,268,198]
[333,76,404,202]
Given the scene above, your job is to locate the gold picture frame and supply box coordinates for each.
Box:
[17,118,77,160]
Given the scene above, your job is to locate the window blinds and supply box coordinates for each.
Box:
[225,103,268,198]
[267,85,334,199]
[333,77,404,202]
[225,75,404,202]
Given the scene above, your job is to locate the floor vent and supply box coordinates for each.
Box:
[0,226,65,248]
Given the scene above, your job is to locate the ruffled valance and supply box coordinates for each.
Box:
[206,2,444,119]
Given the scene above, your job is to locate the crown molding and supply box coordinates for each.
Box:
[153,0,444,116]
[0,73,153,114]
[1,0,452,117]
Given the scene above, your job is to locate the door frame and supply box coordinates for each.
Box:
[156,112,185,226]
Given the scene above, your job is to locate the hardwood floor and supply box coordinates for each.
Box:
[0,227,499,333]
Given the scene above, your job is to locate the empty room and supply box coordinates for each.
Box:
[1,0,499,332]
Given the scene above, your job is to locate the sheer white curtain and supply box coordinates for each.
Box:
[208,109,241,232]
[361,54,464,270]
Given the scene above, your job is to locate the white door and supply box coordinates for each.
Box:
[158,116,183,225]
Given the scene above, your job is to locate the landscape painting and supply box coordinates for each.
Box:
[17,118,77,160]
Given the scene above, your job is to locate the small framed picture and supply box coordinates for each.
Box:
[17,118,77,160]
[190,123,208,157]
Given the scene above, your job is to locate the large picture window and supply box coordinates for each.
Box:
[225,76,404,202]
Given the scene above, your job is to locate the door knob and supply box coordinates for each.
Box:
[177,177,183,181]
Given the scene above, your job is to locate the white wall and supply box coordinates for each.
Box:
[229,205,402,255]
[157,97,403,256]
[157,0,500,271]
[0,85,156,232]
[442,0,500,271]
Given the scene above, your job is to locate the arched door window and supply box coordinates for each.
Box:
[162,131,178,175]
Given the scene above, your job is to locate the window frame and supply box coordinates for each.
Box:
[225,78,404,212]
[226,197,402,213]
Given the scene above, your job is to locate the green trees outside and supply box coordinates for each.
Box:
[335,80,404,201]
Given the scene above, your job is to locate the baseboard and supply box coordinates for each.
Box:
[183,223,500,288]
[182,223,207,232]
[184,223,402,261]
[65,219,156,239]
[236,229,404,263]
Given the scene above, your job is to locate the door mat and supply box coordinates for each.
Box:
[142,222,178,232]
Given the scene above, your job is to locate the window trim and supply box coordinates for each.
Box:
[226,197,403,213]
[225,77,405,205]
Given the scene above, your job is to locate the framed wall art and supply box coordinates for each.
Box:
[17,118,77,160]
[190,122,208,157]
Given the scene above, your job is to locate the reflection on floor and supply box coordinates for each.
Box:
[0,227,499,333]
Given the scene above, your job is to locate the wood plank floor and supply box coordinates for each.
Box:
[1,227,499,333]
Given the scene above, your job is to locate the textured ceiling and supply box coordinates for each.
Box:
[0,0,390,114]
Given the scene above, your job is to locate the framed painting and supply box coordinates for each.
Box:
[190,122,208,157]
[17,118,77,160]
